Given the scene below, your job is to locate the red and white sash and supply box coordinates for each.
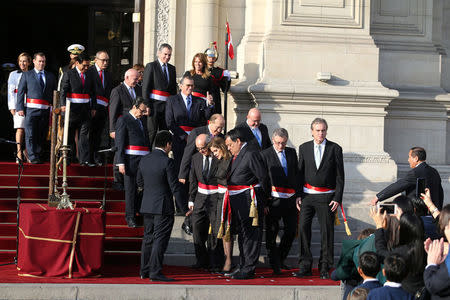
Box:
[67,93,90,104]
[150,89,170,101]
[180,125,195,135]
[96,95,109,107]
[303,183,335,194]
[271,186,296,199]
[125,145,150,156]
[26,98,50,110]
[192,92,207,101]
[197,182,218,195]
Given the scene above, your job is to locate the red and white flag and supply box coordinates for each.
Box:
[226,21,234,60]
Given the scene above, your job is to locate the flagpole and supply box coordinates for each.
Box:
[224,24,229,133]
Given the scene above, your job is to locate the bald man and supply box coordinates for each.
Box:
[234,108,271,150]
[189,134,221,270]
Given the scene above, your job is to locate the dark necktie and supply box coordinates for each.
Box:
[38,72,45,91]
[162,64,169,83]
[137,118,144,133]
[203,156,210,179]
[186,96,192,116]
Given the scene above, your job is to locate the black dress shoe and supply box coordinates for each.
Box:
[292,269,312,278]
[140,273,149,279]
[281,263,293,270]
[30,159,42,164]
[150,274,175,282]
[232,271,254,280]
[271,265,282,275]
[224,268,240,277]
[320,271,330,279]
[126,217,137,228]
[181,223,193,235]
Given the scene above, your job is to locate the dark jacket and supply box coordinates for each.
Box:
[109,83,142,132]
[142,60,177,102]
[234,121,271,151]
[86,66,113,110]
[17,69,56,112]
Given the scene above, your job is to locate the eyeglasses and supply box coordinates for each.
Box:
[138,108,147,114]
[196,146,208,151]
[273,141,287,146]
[97,58,109,62]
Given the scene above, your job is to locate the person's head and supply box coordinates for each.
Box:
[208,136,231,160]
[154,130,173,153]
[124,68,139,87]
[411,196,428,217]
[392,195,414,220]
[206,55,217,67]
[75,53,90,73]
[94,50,109,70]
[311,118,328,144]
[408,147,426,168]
[357,228,376,240]
[180,73,194,96]
[272,128,289,152]
[225,128,244,156]
[208,114,225,136]
[33,52,46,71]
[130,97,148,119]
[246,108,261,129]
[399,213,425,275]
[195,134,211,157]
[191,53,210,79]
[358,251,380,279]
[133,63,145,82]
[383,254,408,283]
[346,288,369,300]
[67,44,85,60]
[17,53,31,72]
[205,46,218,67]
[438,204,450,237]
[157,43,172,64]
[385,215,400,250]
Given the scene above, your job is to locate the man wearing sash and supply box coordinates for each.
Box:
[235,108,271,151]
[293,118,344,279]
[17,52,56,164]
[115,97,150,227]
[142,43,177,147]
[60,53,95,166]
[224,128,269,279]
[261,128,300,275]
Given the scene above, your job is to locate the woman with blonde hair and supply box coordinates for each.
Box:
[8,52,31,162]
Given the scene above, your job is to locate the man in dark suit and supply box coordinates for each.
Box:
[293,118,344,279]
[371,147,444,210]
[142,43,178,147]
[16,52,56,164]
[87,50,113,165]
[234,108,271,150]
[137,130,190,282]
[224,128,269,279]
[261,128,300,274]
[60,53,96,166]
[109,68,142,190]
[165,73,214,173]
[115,97,150,227]
[189,134,221,270]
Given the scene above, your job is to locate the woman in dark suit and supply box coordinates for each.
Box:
[184,53,213,101]
[209,137,233,272]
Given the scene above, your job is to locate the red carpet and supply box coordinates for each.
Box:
[0,264,338,286]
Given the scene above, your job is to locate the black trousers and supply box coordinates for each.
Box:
[24,108,49,161]
[140,214,174,278]
[298,193,335,271]
[265,196,297,268]
[89,107,109,163]
[68,107,91,163]
[230,189,264,275]
[146,100,167,148]
[124,173,139,218]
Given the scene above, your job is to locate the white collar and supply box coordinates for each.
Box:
[314,139,327,147]
[128,110,138,120]
[363,278,379,283]
[158,59,166,67]
[34,68,43,74]
[95,64,102,72]
[247,120,260,131]
[123,82,133,90]
[155,147,166,154]
[384,282,402,288]
[181,92,191,101]
[273,145,284,154]
[75,66,83,76]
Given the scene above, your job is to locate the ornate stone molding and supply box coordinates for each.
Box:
[343,153,395,164]
[156,0,170,48]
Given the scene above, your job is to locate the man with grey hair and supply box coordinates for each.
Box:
[142,43,177,147]
[293,117,344,280]
[261,128,300,274]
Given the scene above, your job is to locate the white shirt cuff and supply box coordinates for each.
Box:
[188,201,194,208]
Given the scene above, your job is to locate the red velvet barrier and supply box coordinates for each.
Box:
[17,203,105,278]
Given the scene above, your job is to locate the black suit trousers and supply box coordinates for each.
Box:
[265,197,297,268]
[25,108,49,161]
[69,107,91,163]
[89,107,109,162]
[147,100,167,147]
[140,214,174,278]
[124,173,140,217]
[298,193,335,270]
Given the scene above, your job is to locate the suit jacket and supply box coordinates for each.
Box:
[165,93,213,142]
[109,83,142,132]
[298,139,345,203]
[60,67,96,111]
[261,146,300,198]
[376,162,444,209]
[115,112,150,176]
[189,152,219,204]
[367,286,414,300]
[178,125,225,179]
[17,69,56,112]
[234,121,271,150]
[87,66,113,110]
[137,149,187,215]
[424,263,450,300]
[227,144,270,201]
[142,60,177,102]
[356,280,382,291]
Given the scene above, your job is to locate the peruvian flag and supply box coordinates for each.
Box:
[226,21,234,60]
